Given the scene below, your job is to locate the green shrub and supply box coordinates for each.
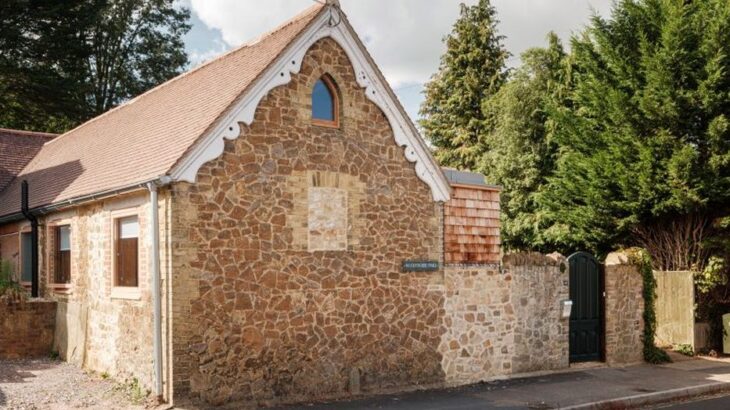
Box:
[674,344,695,357]
[0,259,28,303]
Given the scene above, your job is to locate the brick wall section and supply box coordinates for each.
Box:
[604,251,644,366]
[444,185,500,264]
[0,300,56,359]
[439,253,569,385]
[170,37,445,406]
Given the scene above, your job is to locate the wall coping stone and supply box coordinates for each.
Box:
[605,251,632,266]
[503,252,565,267]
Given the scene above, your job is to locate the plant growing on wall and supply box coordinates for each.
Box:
[0,258,27,304]
[627,248,670,364]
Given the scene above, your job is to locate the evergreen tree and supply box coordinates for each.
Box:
[420,0,509,171]
[479,33,569,250]
[0,0,190,133]
[538,0,730,262]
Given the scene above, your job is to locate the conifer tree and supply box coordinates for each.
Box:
[538,0,730,262]
[420,0,509,171]
[479,33,569,251]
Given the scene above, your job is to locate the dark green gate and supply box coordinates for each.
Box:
[568,252,604,363]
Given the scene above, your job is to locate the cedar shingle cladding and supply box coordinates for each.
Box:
[444,184,501,264]
[0,128,56,192]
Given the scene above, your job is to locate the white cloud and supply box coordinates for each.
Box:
[190,0,612,88]
[189,37,229,66]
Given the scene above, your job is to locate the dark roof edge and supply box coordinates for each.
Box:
[441,168,501,190]
[0,177,164,225]
[0,128,58,139]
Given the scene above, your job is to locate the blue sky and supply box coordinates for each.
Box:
[183,0,612,123]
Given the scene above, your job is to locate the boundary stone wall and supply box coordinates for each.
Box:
[0,300,56,359]
[439,253,569,384]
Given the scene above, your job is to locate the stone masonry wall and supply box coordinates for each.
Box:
[439,253,569,384]
[32,191,172,398]
[170,37,445,406]
[0,300,56,359]
[604,251,644,366]
[439,265,513,384]
[508,253,569,373]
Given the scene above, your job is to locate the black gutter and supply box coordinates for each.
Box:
[20,180,39,298]
[0,179,160,225]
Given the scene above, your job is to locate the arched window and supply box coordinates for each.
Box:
[312,75,339,127]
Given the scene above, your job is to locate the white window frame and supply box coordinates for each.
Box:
[110,208,142,300]
[46,218,73,294]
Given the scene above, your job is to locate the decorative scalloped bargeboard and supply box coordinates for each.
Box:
[170,6,451,202]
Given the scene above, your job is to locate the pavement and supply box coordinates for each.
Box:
[652,394,730,409]
[287,354,730,410]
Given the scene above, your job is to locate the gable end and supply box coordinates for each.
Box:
[168,6,451,202]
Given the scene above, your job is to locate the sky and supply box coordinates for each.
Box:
[182,0,614,122]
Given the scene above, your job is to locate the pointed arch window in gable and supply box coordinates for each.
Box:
[312,75,339,128]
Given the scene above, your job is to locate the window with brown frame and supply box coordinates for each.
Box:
[311,75,339,128]
[115,216,139,287]
[54,225,71,284]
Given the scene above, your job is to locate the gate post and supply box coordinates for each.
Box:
[604,251,644,365]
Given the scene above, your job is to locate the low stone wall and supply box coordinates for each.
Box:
[439,253,569,384]
[604,252,644,365]
[0,300,57,359]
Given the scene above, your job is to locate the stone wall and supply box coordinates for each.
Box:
[170,37,445,406]
[0,300,56,359]
[439,265,513,384]
[507,253,569,373]
[27,192,173,398]
[604,252,644,366]
[439,254,569,384]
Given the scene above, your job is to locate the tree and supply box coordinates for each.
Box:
[0,0,190,133]
[420,0,509,171]
[479,33,569,250]
[537,0,730,261]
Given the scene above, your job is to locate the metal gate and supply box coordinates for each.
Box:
[568,252,604,363]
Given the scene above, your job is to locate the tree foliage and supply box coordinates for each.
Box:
[420,0,509,171]
[0,0,190,133]
[479,33,569,250]
[537,0,730,258]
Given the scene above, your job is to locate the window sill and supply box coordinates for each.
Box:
[50,283,73,294]
[312,119,339,129]
[111,287,141,300]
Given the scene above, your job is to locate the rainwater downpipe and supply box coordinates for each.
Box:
[20,180,39,298]
[147,176,171,400]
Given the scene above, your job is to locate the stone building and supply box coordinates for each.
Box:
[0,1,646,407]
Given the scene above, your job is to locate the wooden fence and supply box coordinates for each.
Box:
[654,271,694,347]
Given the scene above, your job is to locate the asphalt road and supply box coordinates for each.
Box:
[654,394,730,409]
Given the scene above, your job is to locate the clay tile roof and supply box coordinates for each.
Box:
[0,2,324,218]
[0,128,57,192]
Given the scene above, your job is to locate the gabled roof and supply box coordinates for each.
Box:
[0,128,57,193]
[0,1,450,219]
[0,3,324,217]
